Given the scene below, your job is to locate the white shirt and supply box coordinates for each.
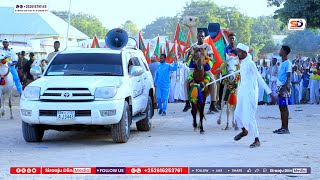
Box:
[0,47,17,65]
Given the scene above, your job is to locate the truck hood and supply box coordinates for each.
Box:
[29,76,123,93]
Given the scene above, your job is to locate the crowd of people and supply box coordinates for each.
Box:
[0,39,60,93]
[257,56,320,105]
[148,30,320,148]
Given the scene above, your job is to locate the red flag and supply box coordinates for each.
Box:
[173,23,187,46]
[91,36,100,48]
[145,42,151,64]
[186,31,193,49]
[167,43,176,63]
[165,41,170,56]
[177,42,183,58]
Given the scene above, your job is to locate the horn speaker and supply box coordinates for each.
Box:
[105,28,129,50]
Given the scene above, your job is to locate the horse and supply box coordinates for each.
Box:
[217,54,240,130]
[0,53,14,119]
[187,47,211,134]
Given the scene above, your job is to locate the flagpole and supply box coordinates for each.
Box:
[66,0,72,48]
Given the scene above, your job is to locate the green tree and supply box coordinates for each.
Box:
[179,0,228,28]
[142,16,179,39]
[52,11,108,39]
[282,29,320,57]
[121,20,140,37]
[226,8,253,45]
[250,16,286,57]
[267,0,320,29]
[179,1,252,45]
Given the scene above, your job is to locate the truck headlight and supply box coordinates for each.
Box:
[23,86,41,99]
[94,87,117,99]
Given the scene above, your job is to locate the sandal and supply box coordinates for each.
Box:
[277,129,290,134]
[234,131,248,141]
[273,128,283,133]
[249,141,261,148]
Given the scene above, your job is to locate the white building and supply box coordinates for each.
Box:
[0,7,88,58]
[272,35,287,46]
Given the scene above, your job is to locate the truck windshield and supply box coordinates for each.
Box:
[45,53,123,76]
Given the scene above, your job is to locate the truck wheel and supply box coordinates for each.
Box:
[22,121,44,142]
[111,102,130,143]
[136,96,152,131]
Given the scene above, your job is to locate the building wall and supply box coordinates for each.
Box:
[1,34,81,55]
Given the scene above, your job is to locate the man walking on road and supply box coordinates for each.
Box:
[154,54,178,116]
[233,43,276,148]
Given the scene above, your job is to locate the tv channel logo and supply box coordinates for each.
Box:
[288,19,306,30]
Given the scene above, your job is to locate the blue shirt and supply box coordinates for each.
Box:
[148,61,160,79]
[302,74,310,87]
[224,45,237,57]
[154,62,178,89]
[277,60,292,85]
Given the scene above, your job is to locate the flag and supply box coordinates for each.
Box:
[167,43,176,64]
[91,36,100,48]
[204,36,223,75]
[177,41,184,58]
[248,48,254,58]
[153,35,161,60]
[165,41,170,56]
[145,42,151,64]
[160,45,164,55]
[173,23,187,46]
[186,31,193,49]
[138,32,146,52]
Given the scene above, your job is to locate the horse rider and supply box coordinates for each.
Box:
[183,30,219,113]
[1,38,23,95]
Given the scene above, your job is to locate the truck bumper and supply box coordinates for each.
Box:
[20,99,124,125]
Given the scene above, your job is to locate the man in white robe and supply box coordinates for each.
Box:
[169,59,188,102]
[179,60,190,101]
[233,43,275,148]
[268,58,279,104]
[258,60,267,104]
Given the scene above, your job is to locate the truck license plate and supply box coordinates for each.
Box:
[57,111,75,120]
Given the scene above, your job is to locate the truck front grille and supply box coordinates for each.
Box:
[40,88,94,102]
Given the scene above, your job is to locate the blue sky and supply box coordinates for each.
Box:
[3,0,280,29]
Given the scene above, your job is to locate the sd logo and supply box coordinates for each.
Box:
[288,19,306,30]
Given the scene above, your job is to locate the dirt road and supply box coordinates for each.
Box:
[0,97,318,179]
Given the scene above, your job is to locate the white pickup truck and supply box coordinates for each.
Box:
[20,47,155,143]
